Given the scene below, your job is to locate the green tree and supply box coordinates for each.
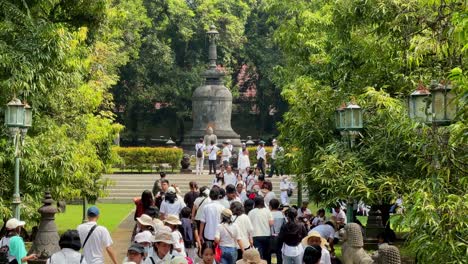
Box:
[0,0,148,221]
[267,0,467,261]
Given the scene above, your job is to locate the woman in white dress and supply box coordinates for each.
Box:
[237,144,250,176]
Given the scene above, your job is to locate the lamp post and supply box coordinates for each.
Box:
[4,98,32,220]
[408,80,456,181]
[334,100,363,223]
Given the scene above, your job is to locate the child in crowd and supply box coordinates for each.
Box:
[198,242,217,264]
[310,208,326,228]
[164,214,186,257]
[180,207,197,261]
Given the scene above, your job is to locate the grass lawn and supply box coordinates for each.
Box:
[55,203,134,234]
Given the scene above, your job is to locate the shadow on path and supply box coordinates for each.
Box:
[105,210,135,264]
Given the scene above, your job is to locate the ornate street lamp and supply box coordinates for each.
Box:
[408,82,432,123]
[4,97,32,220]
[334,99,363,224]
[430,80,457,126]
[408,80,456,126]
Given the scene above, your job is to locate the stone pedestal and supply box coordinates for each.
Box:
[29,191,60,263]
[364,208,385,250]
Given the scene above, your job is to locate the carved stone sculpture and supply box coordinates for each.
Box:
[376,245,401,264]
[341,223,373,264]
[28,191,60,263]
[180,154,192,173]
[203,126,218,146]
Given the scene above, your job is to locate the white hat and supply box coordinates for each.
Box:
[154,228,174,244]
[6,218,25,230]
[134,230,154,243]
[167,187,176,194]
[136,214,153,227]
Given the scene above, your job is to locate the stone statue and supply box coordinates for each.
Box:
[376,245,401,264]
[203,126,218,146]
[341,223,374,264]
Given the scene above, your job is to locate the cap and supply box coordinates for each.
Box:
[259,140,265,145]
[222,208,233,218]
[6,218,26,230]
[164,214,182,226]
[128,243,145,254]
[87,206,100,217]
[272,139,277,142]
[167,187,176,194]
[134,230,154,243]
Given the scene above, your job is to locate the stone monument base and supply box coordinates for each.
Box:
[180,168,192,173]
[182,129,241,153]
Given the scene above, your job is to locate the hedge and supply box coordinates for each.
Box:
[114,147,183,172]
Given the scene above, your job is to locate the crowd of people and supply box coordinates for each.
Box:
[0,139,397,264]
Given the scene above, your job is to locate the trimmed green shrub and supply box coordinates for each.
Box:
[114,147,183,172]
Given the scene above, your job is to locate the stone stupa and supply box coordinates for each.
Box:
[182,25,241,150]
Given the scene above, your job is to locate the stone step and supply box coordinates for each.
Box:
[100,173,303,204]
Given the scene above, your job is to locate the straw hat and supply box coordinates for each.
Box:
[302,231,327,247]
[136,214,153,227]
[164,214,182,226]
[235,249,267,264]
[154,228,174,244]
[221,208,233,218]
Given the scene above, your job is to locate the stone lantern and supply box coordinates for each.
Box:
[29,191,60,263]
[182,25,241,151]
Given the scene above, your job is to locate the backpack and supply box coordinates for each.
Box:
[196,146,203,158]
[0,237,10,264]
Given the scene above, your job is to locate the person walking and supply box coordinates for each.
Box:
[160,187,186,220]
[224,166,237,187]
[145,227,175,263]
[195,138,206,175]
[0,218,38,264]
[77,206,118,264]
[247,197,273,264]
[46,230,88,264]
[123,243,145,264]
[230,202,253,260]
[278,208,308,264]
[215,209,244,264]
[222,141,232,168]
[184,181,200,210]
[279,176,292,206]
[268,139,284,177]
[237,143,250,177]
[269,199,286,264]
[207,141,219,175]
[256,141,266,175]
[200,187,225,243]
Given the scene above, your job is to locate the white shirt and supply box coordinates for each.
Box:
[172,230,186,257]
[248,208,273,237]
[195,143,205,158]
[224,172,237,186]
[311,224,335,240]
[222,147,231,161]
[46,248,88,264]
[160,199,186,216]
[297,208,312,218]
[201,200,225,240]
[225,196,242,205]
[332,209,347,224]
[280,180,291,191]
[271,145,279,159]
[245,175,256,192]
[207,145,219,160]
[282,243,303,257]
[264,191,276,207]
[215,223,241,247]
[321,247,332,264]
[77,221,113,264]
[256,147,266,160]
[232,214,253,249]
[144,252,173,264]
[194,196,211,221]
[238,190,248,203]
[237,150,250,170]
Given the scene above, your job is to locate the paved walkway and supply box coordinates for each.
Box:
[105,210,135,263]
